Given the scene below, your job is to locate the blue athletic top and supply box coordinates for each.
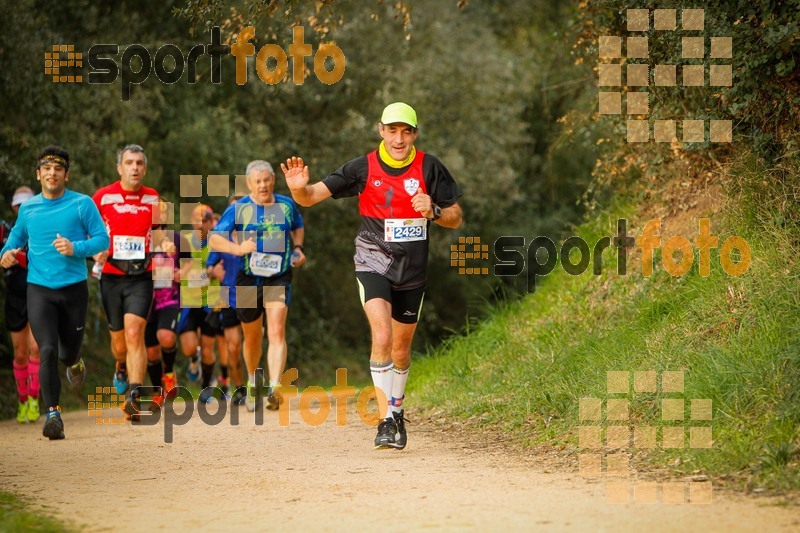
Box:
[0,189,110,289]
[214,194,303,281]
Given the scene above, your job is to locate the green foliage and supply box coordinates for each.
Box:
[574,0,800,166]
[411,154,800,489]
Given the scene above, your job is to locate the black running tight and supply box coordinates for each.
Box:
[27,281,88,410]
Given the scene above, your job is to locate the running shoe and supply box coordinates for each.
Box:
[150,394,164,412]
[162,372,178,399]
[217,376,230,398]
[122,395,142,423]
[26,397,40,423]
[245,381,255,412]
[374,417,398,449]
[245,380,257,412]
[231,386,247,406]
[42,408,65,440]
[266,385,283,411]
[392,410,409,450]
[17,401,27,424]
[187,357,201,383]
[198,387,215,404]
[113,362,129,395]
[65,358,86,387]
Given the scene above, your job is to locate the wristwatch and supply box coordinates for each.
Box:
[431,204,442,221]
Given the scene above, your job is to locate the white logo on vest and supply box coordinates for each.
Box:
[403,178,419,196]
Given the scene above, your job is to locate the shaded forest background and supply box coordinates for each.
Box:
[1,0,798,404]
[0,0,596,390]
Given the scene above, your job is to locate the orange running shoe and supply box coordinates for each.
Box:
[162,372,178,399]
[150,394,164,412]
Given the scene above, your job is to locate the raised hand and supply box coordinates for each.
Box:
[281,157,310,192]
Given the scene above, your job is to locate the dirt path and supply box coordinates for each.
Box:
[1,399,798,532]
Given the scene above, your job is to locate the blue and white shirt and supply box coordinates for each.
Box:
[214,194,303,281]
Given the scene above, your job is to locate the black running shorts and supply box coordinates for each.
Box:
[100,274,154,332]
[220,307,241,329]
[177,307,217,338]
[145,306,180,348]
[355,271,425,324]
[234,270,293,325]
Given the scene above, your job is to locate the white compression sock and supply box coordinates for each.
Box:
[390,365,410,415]
[370,360,394,420]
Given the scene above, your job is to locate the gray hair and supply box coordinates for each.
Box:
[245,160,274,177]
[117,144,147,165]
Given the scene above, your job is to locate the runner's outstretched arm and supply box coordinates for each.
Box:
[281,157,332,207]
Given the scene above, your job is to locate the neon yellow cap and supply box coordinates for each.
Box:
[380,102,417,128]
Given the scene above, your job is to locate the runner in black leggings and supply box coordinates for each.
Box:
[0,146,109,439]
[27,281,89,417]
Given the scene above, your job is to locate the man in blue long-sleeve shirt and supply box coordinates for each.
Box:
[0,146,109,440]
